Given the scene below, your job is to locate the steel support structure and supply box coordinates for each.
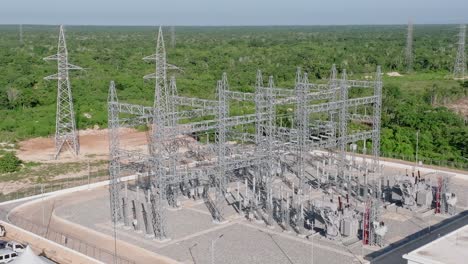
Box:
[44,25,82,159]
[293,69,309,233]
[329,64,339,143]
[108,81,122,224]
[214,73,229,222]
[371,67,383,197]
[254,70,276,226]
[146,26,173,240]
[338,70,349,181]
[106,27,384,241]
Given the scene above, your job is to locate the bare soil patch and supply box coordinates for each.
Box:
[446,97,468,119]
[386,72,403,77]
[17,128,149,163]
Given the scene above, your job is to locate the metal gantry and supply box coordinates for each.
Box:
[454,25,466,80]
[107,26,384,243]
[44,25,82,159]
[371,67,383,181]
[108,81,122,224]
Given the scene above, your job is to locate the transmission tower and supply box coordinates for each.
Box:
[454,25,466,80]
[372,67,383,174]
[44,25,82,159]
[338,69,348,179]
[143,26,175,240]
[108,81,122,224]
[405,20,414,72]
[295,70,309,234]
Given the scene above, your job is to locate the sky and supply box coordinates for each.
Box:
[1,0,467,26]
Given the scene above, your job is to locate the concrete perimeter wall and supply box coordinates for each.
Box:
[0,221,102,264]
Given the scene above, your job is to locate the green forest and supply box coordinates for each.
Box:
[0,25,466,168]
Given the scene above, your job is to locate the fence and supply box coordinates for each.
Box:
[380,152,468,171]
[0,165,109,203]
[3,208,135,264]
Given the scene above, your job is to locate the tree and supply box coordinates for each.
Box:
[0,152,22,173]
[6,88,20,108]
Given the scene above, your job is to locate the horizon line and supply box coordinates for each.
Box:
[0,22,466,27]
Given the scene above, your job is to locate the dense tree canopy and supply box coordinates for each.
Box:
[0,25,466,165]
[0,152,22,173]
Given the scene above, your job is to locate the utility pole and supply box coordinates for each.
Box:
[405,19,414,73]
[44,25,82,159]
[454,25,466,80]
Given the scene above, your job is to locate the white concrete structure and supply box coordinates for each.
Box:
[403,224,468,264]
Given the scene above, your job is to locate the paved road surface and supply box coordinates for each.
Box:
[370,212,468,264]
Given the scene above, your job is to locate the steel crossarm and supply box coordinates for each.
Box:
[305,83,330,90]
[259,86,295,97]
[348,113,373,123]
[112,102,217,118]
[172,96,219,109]
[311,130,374,149]
[225,91,256,101]
[225,87,338,104]
[348,80,376,88]
[280,130,374,153]
[112,102,154,116]
[274,89,337,105]
[305,80,376,89]
[224,154,268,171]
[154,154,269,186]
[174,113,264,134]
[307,89,337,101]
[307,96,378,113]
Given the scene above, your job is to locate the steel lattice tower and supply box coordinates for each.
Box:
[255,70,265,147]
[405,20,414,72]
[213,73,229,222]
[372,67,383,173]
[44,25,82,159]
[254,70,265,216]
[294,69,309,233]
[329,64,339,143]
[264,75,276,225]
[147,26,171,240]
[338,70,349,179]
[107,81,122,224]
[454,25,466,80]
[254,70,275,226]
